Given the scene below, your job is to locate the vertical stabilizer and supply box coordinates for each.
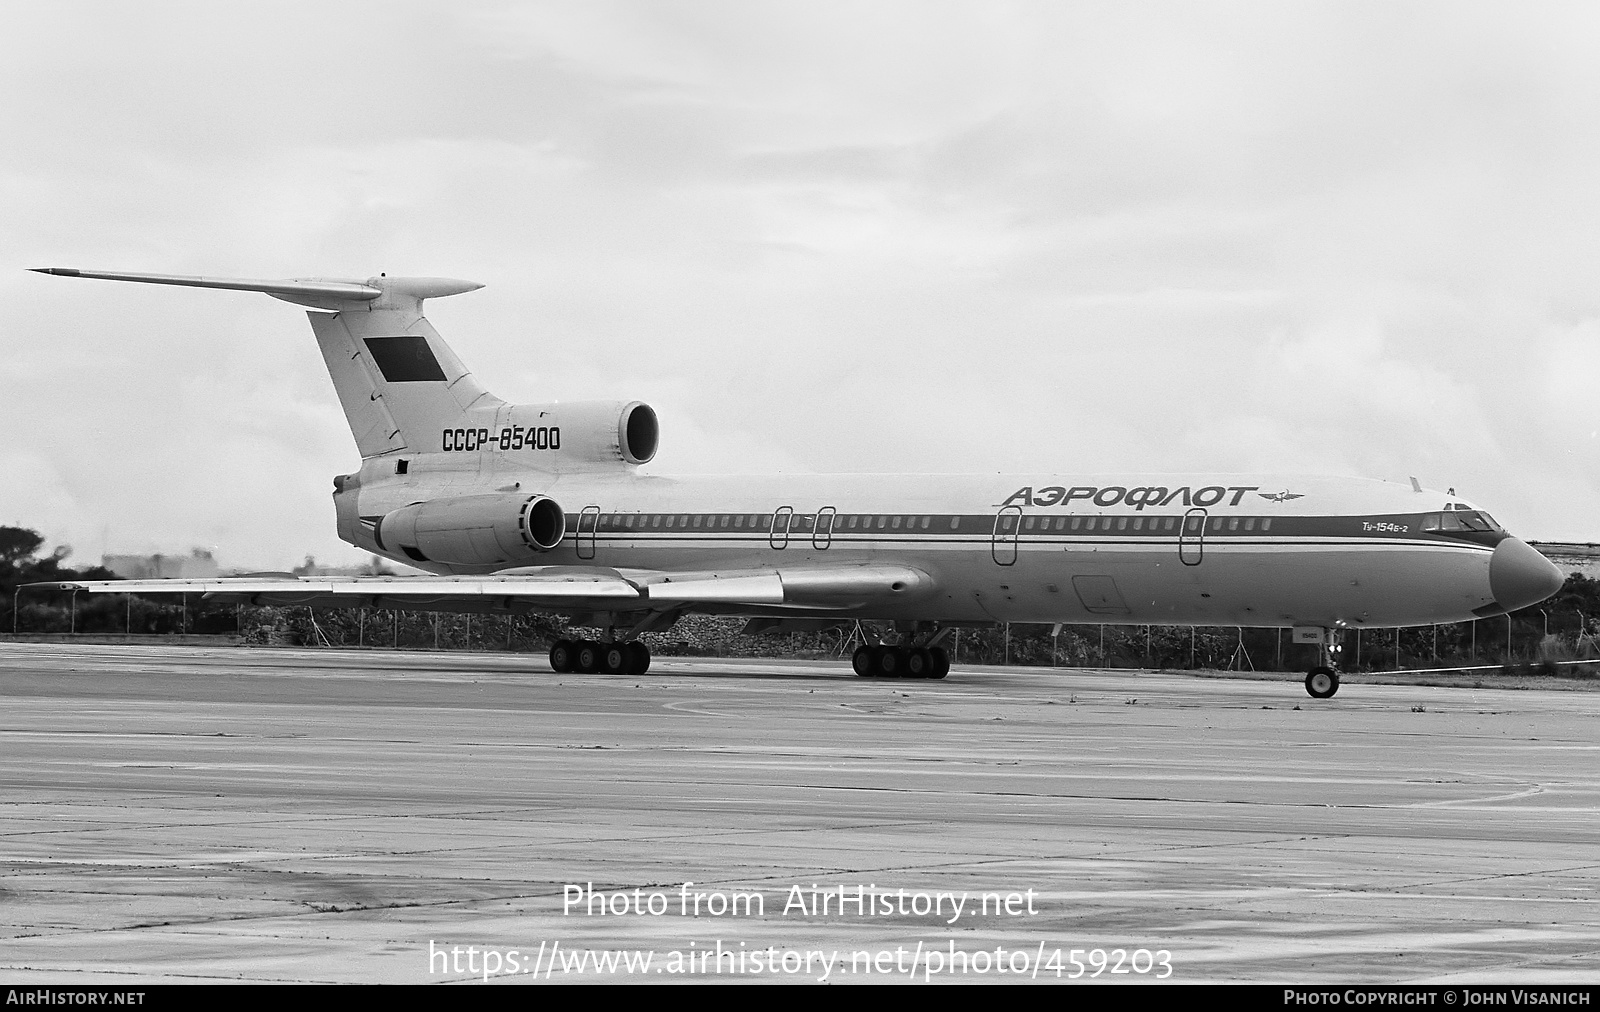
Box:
[303,279,503,458]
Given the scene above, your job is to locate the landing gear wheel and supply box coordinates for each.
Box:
[575,640,603,674]
[852,645,874,678]
[928,648,950,680]
[549,639,575,673]
[875,646,903,678]
[1305,666,1339,699]
[905,648,931,678]
[628,641,651,675]
[602,643,629,674]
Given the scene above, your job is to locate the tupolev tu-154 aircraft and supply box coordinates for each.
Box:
[30,267,1566,698]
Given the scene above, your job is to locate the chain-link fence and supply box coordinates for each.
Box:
[8,587,1599,675]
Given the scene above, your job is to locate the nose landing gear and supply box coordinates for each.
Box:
[1304,628,1341,698]
[1305,666,1339,698]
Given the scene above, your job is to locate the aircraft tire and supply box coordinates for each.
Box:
[549,639,575,673]
[602,643,629,674]
[1305,666,1339,699]
[876,646,903,678]
[852,646,874,678]
[906,648,931,678]
[576,640,603,674]
[628,642,651,675]
[929,648,950,679]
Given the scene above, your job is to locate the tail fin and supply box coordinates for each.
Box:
[32,268,499,458]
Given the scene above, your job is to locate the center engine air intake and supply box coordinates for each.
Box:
[620,401,658,465]
[375,493,565,567]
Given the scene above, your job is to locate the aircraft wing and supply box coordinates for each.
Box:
[30,564,932,613]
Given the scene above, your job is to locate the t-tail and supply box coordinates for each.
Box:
[30,268,658,471]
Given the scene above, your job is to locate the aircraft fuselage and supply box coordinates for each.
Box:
[336,464,1547,630]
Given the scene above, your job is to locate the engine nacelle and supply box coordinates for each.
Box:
[518,399,657,468]
[375,494,565,567]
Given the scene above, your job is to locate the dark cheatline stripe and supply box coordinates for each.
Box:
[559,511,1505,549]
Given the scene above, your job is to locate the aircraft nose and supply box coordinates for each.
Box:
[1489,537,1565,612]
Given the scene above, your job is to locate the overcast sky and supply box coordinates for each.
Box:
[4,1,1599,569]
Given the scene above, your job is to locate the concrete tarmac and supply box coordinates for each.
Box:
[0,641,1597,984]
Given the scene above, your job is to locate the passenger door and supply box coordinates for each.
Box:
[770,506,793,550]
[813,506,836,550]
[992,506,1021,566]
[577,505,601,560]
[1179,508,1206,566]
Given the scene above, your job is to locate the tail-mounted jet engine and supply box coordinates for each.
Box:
[471,400,657,469]
[375,494,565,567]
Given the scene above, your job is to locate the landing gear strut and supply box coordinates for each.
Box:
[550,638,652,675]
[1304,628,1340,699]
[852,644,950,680]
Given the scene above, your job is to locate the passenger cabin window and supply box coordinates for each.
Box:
[949,517,960,530]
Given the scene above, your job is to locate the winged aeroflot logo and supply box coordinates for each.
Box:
[1258,490,1305,503]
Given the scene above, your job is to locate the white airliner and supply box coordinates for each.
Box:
[30,268,1565,697]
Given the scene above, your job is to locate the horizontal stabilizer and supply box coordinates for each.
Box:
[32,266,492,455]
[31,267,382,303]
[31,267,484,311]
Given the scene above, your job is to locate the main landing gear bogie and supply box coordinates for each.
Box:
[852,644,950,680]
[549,638,652,675]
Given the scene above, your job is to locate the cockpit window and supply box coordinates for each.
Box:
[1423,510,1502,534]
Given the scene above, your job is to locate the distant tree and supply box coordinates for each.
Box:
[1,526,118,595]
[0,527,45,569]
